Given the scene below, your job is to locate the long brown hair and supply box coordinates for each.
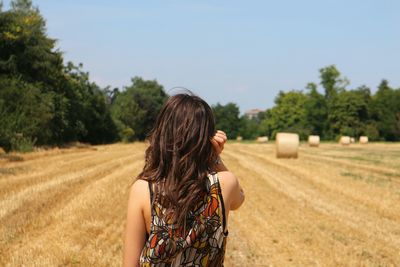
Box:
[137,93,217,228]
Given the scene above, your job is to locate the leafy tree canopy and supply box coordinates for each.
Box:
[212,102,241,139]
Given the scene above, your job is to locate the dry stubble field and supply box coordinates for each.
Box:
[1,142,400,266]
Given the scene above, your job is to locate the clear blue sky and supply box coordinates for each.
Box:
[3,0,400,112]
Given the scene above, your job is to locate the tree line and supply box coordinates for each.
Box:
[225,65,400,142]
[1,1,399,152]
[0,0,168,151]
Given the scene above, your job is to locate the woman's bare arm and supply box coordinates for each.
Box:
[123,180,147,267]
[211,131,245,211]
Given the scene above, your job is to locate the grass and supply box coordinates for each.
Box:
[341,171,363,180]
[0,154,24,162]
[347,156,382,163]
[326,155,382,164]
[0,167,22,175]
[340,171,392,187]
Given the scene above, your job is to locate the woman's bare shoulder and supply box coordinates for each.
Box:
[130,178,148,190]
[128,179,149,204]
[217,171,239,189]
[217,171,244,210]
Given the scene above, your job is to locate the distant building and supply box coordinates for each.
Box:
[244,108,263,120]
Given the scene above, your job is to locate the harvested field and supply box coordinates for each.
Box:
[1,142,400,266]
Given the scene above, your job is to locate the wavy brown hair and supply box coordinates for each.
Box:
[137,93,217,228]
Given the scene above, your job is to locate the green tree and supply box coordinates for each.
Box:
[304,82,327,137]
[63,62,118,144]
[111,90,142,142]
[238,115,260,140]
[212,103,240,139]
[111,77,168,141]
[1,0,65,145]
[259,91,310,139]
[329,87,371,138]
[319,65,348,100]
[369,80,400,141]
[0,3,118,148]
[319,65,349,138]
[363,121,380,141]
[0,77,53,151]
[0,0,64,86]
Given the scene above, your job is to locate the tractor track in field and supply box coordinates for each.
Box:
[300,151,400,179]
[0,151,142,219]
[229,147,400,246]
[2,158,143,266]
[224,145,400,265]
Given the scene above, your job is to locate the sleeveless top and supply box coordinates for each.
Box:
[139,172,228,267]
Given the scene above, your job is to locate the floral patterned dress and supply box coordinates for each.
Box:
[139,173,228,266]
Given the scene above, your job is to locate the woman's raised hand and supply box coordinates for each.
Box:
[210,130,227,155]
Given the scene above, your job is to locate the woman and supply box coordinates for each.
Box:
[123,93,245,266]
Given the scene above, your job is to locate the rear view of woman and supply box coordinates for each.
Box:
[123,93,245,267]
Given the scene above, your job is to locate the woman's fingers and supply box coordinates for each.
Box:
[210,138,222,154]
[215,133,226,139]
[213,135,225,143]
[210,138,218,147]
[215,131,227,142]
[216,130,227,139]
[211,130,227,155]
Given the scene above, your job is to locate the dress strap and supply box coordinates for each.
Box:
[147,181,155,225]
[148,180,153,203]
[209,173,228,234]
[145,180,154,239]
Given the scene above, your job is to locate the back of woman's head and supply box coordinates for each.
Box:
[138,93,217,227]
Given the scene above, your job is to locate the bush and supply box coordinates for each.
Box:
[10,134,36,152]
[121,127,135,143]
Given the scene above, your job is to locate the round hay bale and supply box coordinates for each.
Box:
[340,136,350,146]
[276,132,299,158]
[308,135,320,147]
[236,136,243,141]
[256,136,268,143]
[350,137,355,143]
[359,136,368,144]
